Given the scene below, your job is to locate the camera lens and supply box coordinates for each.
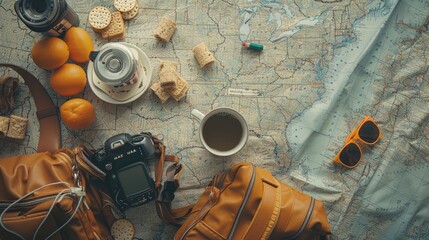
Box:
[15,0,80,36]
[25,0,51,19]
[30,0,48,14]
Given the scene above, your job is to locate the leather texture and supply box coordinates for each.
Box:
[0,75,19,114]
[0,64,115,239]
[0,64,60,152]
[0,148,115,240]
[169,162,332,240]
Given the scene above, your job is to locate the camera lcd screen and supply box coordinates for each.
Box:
[117,164,150,197]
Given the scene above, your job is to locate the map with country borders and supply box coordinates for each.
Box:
[1,0,429,239]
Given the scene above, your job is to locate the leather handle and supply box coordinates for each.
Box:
[0,64,61,152]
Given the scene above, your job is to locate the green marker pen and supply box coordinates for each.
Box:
[242,42,264,51]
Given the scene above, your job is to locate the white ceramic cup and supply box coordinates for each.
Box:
[191,108,248,156]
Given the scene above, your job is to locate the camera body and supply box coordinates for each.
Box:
[92,133,158,211]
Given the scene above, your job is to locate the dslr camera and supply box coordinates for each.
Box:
[91,133,159,211]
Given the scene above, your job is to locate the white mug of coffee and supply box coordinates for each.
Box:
[191,107,248,156]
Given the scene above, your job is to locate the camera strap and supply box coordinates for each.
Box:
[152,137,194,226]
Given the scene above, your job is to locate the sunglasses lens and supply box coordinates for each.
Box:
[339,142,361,167]
[358,121,380,143]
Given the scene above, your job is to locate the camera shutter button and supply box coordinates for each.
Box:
[105,163,113,171]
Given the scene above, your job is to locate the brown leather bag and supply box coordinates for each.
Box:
[155,153,332,239]
[0,64,117,240]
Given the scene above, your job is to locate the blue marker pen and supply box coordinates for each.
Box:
[242,42,264,51]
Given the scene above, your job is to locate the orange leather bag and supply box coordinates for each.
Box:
[0,64,117,240]
[155,154,332,239]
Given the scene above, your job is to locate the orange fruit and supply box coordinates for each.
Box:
[31,37,69,70]
[60,98,96,129]
[50,63,87,96]
[64,27,94,63]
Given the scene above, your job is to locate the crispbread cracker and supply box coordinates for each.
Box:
[101,11,125,39]
[167,76,189,101]
[121,2,139,20]
[93,27,105,33]
[0,116,9,138]
[154,17,177,42]
[192,42,215,68]
[88,6,111,30]
[6,115,28,140]
[114,0,136,13]
[152,60,190,103]
[110,219,135,240]
[159,60,177,72]
[171,85,189,101]
[159,60,178,88]
[160,71,179,89]
[151,81,170,103]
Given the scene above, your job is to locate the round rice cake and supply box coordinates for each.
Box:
[114,0,137,13]
[88,6,111,30]
[121,2,139,20]
[110,219,135,240]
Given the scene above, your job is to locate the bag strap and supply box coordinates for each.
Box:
[0,75,19,114]
[151,136,194,226]
[243,173,281,239]
[0,63,61,152]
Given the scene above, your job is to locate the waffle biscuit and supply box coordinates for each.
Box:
[154,17,177,42]
[110,219,135,240]
[88,6,111,31]
[192,42,215,68]
[101,11,126,39]
[114,0,136,13]
[121,2,139,20]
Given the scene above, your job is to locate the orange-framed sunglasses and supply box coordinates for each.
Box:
[333,116,382,168]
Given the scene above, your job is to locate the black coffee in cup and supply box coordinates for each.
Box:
[15,0,79,36]
[202,113,244,151]
[192,108,249,156]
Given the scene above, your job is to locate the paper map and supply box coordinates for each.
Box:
[1,0,429,239]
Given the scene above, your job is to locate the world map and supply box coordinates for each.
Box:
[1,0,429,239]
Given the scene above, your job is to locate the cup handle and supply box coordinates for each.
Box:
[191,109,205,122]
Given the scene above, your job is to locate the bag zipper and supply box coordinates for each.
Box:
[179,165,256,240]
[286,197,316,239]
[0,195,73,210]
[227,165,256,240]
[216,172,228,189]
